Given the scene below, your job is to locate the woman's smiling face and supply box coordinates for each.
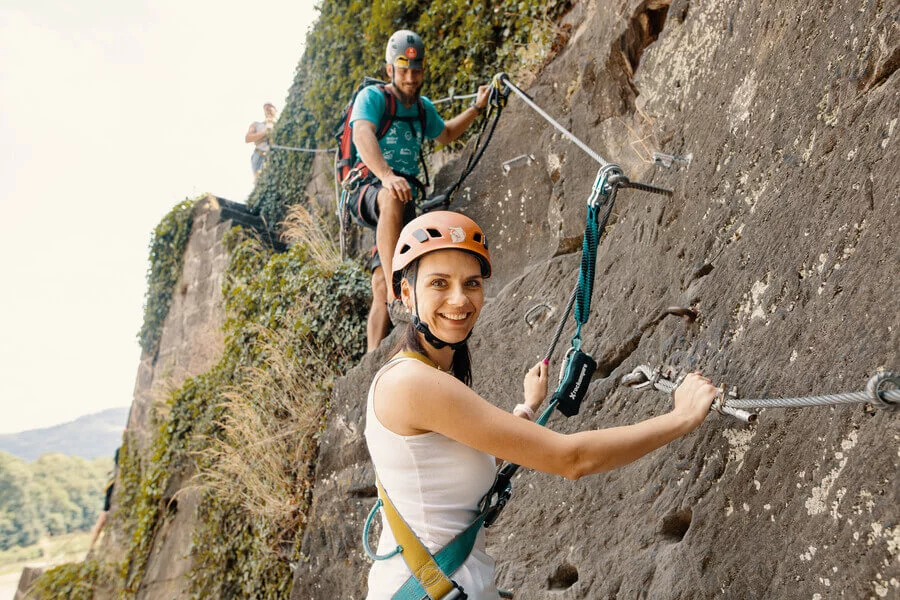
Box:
[402,249,485,344]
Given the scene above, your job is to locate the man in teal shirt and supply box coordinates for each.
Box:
[349,30,490,352]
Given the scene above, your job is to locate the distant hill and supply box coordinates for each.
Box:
[0,407,129,461]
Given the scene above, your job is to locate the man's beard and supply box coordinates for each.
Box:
[391,81,422,107]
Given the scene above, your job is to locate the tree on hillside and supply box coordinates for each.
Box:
[0,453,43,549]
[0,452,111,550]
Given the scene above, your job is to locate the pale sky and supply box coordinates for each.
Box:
[0,1,320,434]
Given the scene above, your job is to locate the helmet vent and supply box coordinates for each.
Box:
[426,228,442,238]
[412,229,429,243]
[399,244,411,255]
[473,233,482,243]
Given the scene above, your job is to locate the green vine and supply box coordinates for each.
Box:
[105,228,368,599]
[27,560,109,600]
[137,197,198,357]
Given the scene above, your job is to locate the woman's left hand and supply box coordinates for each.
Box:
[523,360,549,410]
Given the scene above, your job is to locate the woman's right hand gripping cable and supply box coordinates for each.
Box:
[671,372,719,431]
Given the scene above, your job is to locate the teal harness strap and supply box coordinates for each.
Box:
[388,398,557,599]
[392,514,487,599]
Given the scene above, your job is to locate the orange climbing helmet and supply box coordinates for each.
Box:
[391,211,491,297]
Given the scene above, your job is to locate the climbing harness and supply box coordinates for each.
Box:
[420,73,511,212]
[621,366,900,424]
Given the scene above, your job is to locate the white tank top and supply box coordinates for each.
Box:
[364,358,500,600]
[252,121,270,152]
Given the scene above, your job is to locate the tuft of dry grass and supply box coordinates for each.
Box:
[279,203,341,269]
[191,325,342,541]
[617,105,660,164]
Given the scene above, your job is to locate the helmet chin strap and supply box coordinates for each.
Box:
[412,313,471,351]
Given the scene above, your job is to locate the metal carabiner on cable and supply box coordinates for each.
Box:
[490,72,511,109]
[587,164,624,208]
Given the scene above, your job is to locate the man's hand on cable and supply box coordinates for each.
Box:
[474,84,491,111]
[381,171,413,203]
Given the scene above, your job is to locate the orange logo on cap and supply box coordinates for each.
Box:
[405,47,418,59]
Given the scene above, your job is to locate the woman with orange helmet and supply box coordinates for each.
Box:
[364,211,717,599]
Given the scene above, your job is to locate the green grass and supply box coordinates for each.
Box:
[0,531,92,576]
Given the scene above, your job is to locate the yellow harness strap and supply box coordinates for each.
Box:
[376,479,456,599]
[391,349,439,369]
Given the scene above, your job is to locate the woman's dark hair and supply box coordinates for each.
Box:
[391,261,473,387]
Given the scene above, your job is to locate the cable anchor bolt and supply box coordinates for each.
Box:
[652,152,693,169]
[866,371,900,410]
[712,387,757,425]
[524,303,552,328]
[502,153,536,175]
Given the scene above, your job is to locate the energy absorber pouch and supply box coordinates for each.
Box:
[552,349,597,417]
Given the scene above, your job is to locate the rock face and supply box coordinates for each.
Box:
[127,195,243,455]
[293,1,899,598]
[97,196,265,598]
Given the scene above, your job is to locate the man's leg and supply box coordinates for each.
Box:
[367,267,390,352]
[375,188,406,301]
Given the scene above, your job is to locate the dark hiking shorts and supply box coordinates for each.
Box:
[346,175,419,230]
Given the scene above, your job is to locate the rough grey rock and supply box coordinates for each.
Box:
[293,0,899,598]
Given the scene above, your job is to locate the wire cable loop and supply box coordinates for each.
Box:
[867,371,900,410]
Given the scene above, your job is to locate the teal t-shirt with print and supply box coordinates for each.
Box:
[349,86,445,178]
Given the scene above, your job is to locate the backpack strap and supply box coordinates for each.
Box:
[376,84,397,139]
